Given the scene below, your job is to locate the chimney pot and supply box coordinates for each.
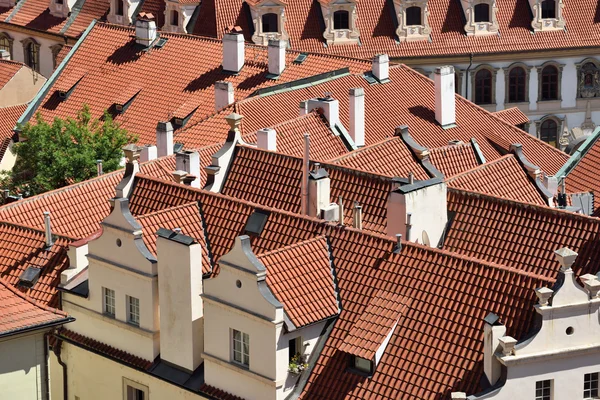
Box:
[96,160,103,176]
[140,145,158,162]
[215,81,234,111]
[268,39,286,76]
[434,66,456,128]
[257,128,277,151]
[135,14,158,47]
[223,32,245,73]
[372,54,389,82]
[122,144,142,164]
[0,50,10,61]
[353,202,363,230]
[156,121,174,157]
[349,88,365,147]
[43,211,53,248]
[299,101,308,116]
[394,233,402,253]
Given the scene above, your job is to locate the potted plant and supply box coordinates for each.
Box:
[288,353,308,375]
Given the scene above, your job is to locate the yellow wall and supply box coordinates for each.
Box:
[0,331,47,400]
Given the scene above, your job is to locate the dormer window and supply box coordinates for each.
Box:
[319,0,360,45]
[49,0,72,19]
[248,0,289,46]
[163,0,198,33]
[170,10,179,26]
[541,0,555,18]
[262,13,278,32]
[116,0,123,16]
[460,0,498,36]
[406,6,421,25]
[394,0,431,42]
[107,0,142,25]
[333,10,349,30]
[474,3,489,22]
[529,0,564,31]
[353,356,373,374]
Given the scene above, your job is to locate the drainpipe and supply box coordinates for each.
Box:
[43,332,50,400]
[53,336,68,400]
[465,53,474,100]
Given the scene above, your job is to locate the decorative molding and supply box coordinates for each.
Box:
[460,0,499,37]
[575,58,600,99]
[248,0,289,46]
[163,1,199,34]
[318,0,360,46]
[536,61,564,102]
[0,32,14,59]
[470,64,498,105]
[50,43,63,69]
[20,37,40,72]
[529,0,565,32]
[502,62,532,104]
[107,0,140,25]
[393,0,431,42]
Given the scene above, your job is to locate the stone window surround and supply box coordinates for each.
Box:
[49,0,69,19]
[249,1,289,46]
[50,43,63,69]
[0,32,14,59]
[122,377,149,400]
[455,68,464,96]
[536,60,564,103]
[319,0,360,46]
[461,0,499,36]
[503,62,532,104]
[107,0,133,25]
[393,0,431,42]
[575,57,600,99]
[530,0,565,32]
[21,37,40,72]
[470,64,498,106]
[534,114,563,146]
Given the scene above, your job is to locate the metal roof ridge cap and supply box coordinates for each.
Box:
[554,126,600,179]
[59,0,86,34]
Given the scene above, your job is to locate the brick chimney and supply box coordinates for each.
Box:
[140,145,158,162]
[307,96,339,128]
[257,128,276,151]
[349,88,365,147]
[372,54,389,82]
[222,28,245,73]
[215,81,234,111]
[156,121,173,157]
[135,13,158,47]
[268,39,286,76]
[176,151,201,188]
[434,66,456,128]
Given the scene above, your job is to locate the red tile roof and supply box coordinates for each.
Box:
[428,142,480,178]
[54,45,72,68]
[338,289,408,360]
[31,22,369,144]
[447,155,545,205]
[444,188,600,278]
[493,107,529,127]
[0,103,26,160]
[179,66,568,175]
[199,384,245,400]
[564,134,600,216]
[0,222,73,308]
[258,236,338,328]
[0,59,22,89]
[0,277,69,336]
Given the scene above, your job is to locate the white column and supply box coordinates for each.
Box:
[495,68,505,111]
[529,67,539,111]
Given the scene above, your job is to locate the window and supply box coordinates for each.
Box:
[127,295,140,326]
[333,10,349,30]
[584,372,599,399]
[540,119,558,147]
[508,67,527,102]
[406,6,421,26]
[56,0,63,4]
[23,40,39,72]
[123,378,148,400]
[535,380,552,400]
[475,69,493,104]
[540,65,559,100]
[474,3,490,22]
[170,10,178,26]
[116,0,124,16]
[232,329,250,367]
[103,287,116,317]
[353,356,373,374]
[541,0,556,19]
[262,13,278,33]
[0,35,10,54]
[289,337,302,362]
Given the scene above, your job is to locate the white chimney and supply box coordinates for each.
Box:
[349,88,365,147]
[215,81,234,111]
[268,39,286,76]
[43,211,53,248]
[222,31,244,73]
[483,313,506,386]
[308,164,331,218]
[0,50,9,61]
[176,151,200,188]
[96,160,103,176]
[157,229,204,372]
[140,145,158,162]
[257,128,276,151]
[372,54,389,82]
[301,133,310,215]
[307,96,339,128]
[434,65,456,128]
[135,14,158,47]
[156,121,173,157]
[299,100,308,116]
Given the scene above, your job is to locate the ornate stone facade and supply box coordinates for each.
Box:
[318,0,360,46]
[393,0,431,42]
[460,0,499,37]
[529,0,565,31]
[249,0,289,46]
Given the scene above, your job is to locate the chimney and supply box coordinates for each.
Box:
[268,39,286,76]
[0,50,9,61]
[96,160,103,176]
[349,88,365,147]
[483,313,506,386]
[308,163,331,218]
[135,13,158,47]
[307,96,339,128]
[393,233,402,253]
[353,202,363,230]
[43,211,53,248]
[172,170,187,184]
[434,66,456,128]
[372,54,389,82]
[215,81,234,111]
[156,121,173,157]
[257,128,276,151]
[338,196,344,226]
[176,151,201,188]
[116,144,142,198]
[299,101,308,116]
[182,175,197,186]
[222,30,245,73]
[157,228,204,372]
[140,145,158,162]
[301,133,310,215]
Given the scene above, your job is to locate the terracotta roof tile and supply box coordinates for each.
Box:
[258,236,338,327]
[492,107,529,127]
[428,142,480,178]
[63,0,110,37]
[54,45,72,67]
[564,135,600,216]
[0,59,22,89]
[447,155,545,205]
[199,384,245,400]
[0,277,69,336]
[0,104,26,160]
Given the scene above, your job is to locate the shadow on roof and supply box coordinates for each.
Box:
[408,105,435,124]
[106,40,143,65]
[184,66,226,92]
[25,9,66,31]
[440,0,464,34]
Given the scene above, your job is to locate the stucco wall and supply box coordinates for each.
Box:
[0,65,46,106]
[0,331,48,400]
[0,141,17,172]
[0,30,62,78]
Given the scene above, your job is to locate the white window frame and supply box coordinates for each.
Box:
[103,287,116,317]
[127,295,140,326]
[584,372,599,399]
[232,329,250,367]
[123,377,148,400]
[535,379,552,400]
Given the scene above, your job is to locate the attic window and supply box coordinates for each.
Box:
[293,53,308,64]
[116,0,123,16]
[333,10,349,30]
[474,3,490,22]
[353,356,373,374]
[262,13,278,33]
[113,87,141,114]
[406,6,421,26]
[244,209,270,235]
[541,0,555,18]
[170,10,179,26]
[19,266,42,288]
[171,103,198,128]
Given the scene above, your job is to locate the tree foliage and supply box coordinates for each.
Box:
[3,105,136,196]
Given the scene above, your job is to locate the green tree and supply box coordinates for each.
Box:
[3,105,136,196]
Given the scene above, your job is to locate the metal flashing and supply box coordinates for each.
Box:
[394,177,444,194]
[470,138,487,164]
[156,228,196,246]
[59,0,86,35]
[483,312,501,326]
[554,126,600,179]
[250,67,350,97]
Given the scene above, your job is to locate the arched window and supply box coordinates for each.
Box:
[508,67,527,103]
[116,0,124,16]
[406,6,421,26]
[170,10,179,26]
[0,35,10,54]
[475,69,493,104]
[262,13,278,33]
[23,40,39,72]
[540,65,559,100]
[541,0,556,18]
[474,3,490,22]
[540,119,558,147]
[333,10,349,30]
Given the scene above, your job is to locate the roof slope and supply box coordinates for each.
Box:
[564,133,600,216]
[0,59,22,90]
[444,188,600,277]
[0,277,69,336]
[447,155,545,205]
[258,236,338,328]
[0,103,27,161]
[493,107,529,127]
[428,142,480,178]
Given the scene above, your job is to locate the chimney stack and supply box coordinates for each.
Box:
[176,151,201,188]
[483,313,506,387]
[372,54,389,82]
[135,13,158,47]
[140,145,158,162]
[96,160,103,176]
[353,202,363,230]
[257,128,277,151]
[338,196,344,226]
[307,96,339,128]
[172,170,187,184]
[301,133,310,215]
[268,39,286,76]
[222,29,245,73]
[308,164,331,218]
[349,88,365,147]
[299,101,308,116]
[434,66,456,128]
[43,211,53,248]
[215,81,234,111]
[156,121,173,157]
[0,50,9,61]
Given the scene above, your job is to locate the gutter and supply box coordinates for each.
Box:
[0,316,74,339]
[553,126,600,178]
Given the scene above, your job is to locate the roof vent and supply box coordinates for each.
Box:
[154,37,168,48]
[244,209,270,235]
[19,266,42,288]
[293,53,308,64]
[362,74,378,85]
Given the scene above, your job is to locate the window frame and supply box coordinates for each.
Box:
[584,372,599,399]
[537,62,563,102]
[333,10,350,30]
[127,295,140,326]
[536,115,562,148]
[541,0,556,19]
[232,329,250,367]
[405,6,422,26]
[576,58,600,99]
[535,379,552,400]
[505,63,531,104]
[0,33,13,59]
[21,38,40,72]
[352,355,374,374]
[123,377,148,400]
[470,65,497,106]
[474,3,490,23]
[103,287,116,317]
[474,68,493,105]
[261,12,279,33]
[116,0,124,16]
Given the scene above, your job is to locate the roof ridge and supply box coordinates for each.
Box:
[329,136,399,162]
[136,200,199,219]
[0,277,68,317]
[0,220,78,242]
[256,235,328,259]
[446,153,514,181]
